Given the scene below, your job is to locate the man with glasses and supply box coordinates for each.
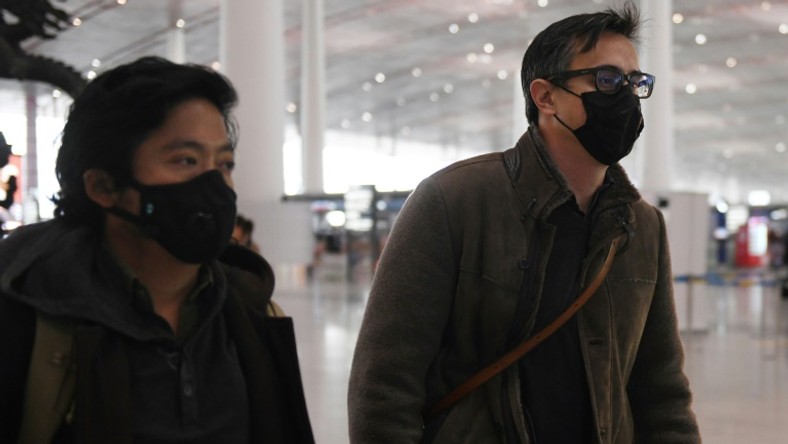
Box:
[349,3,700,443]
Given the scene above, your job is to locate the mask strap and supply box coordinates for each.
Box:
[105,206,150,233]
[553,113,576,133]
[555,84,582,99]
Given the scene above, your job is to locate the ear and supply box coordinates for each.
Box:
[83,169,119,208]
[529,78,558,117]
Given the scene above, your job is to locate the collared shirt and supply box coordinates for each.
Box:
[102,246,250,443]
[519,176,613,444]
[123,264,212,341]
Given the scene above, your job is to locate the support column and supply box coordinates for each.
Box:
[300,0,326,193]
[512,69,527,141]
[166,0,185,63]
[23,84,40,223]
[639,0,674,194]
[220,0,313,271]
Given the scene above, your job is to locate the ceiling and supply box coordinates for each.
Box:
[2,0,787,203]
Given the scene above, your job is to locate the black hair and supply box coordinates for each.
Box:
[53,56,238,228]
[521,1,641,124]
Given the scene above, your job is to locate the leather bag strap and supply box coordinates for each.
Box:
[423,239,620,423]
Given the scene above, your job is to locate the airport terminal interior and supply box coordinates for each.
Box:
[1,0,787,442]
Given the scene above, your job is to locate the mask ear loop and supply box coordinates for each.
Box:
[549,81,583,133]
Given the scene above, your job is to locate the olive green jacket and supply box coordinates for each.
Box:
[348,129,700,443]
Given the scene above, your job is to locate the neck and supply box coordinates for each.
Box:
[104,215,200,332]
[538,122,607,214]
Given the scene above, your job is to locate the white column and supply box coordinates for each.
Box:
[512,69,528,141]
[166,0,186,63]
[639,0,674,193]
[24,86,37,192]
[220,0,313,270]
[300,0,326,193]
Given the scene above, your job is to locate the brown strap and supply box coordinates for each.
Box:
[423,239,620,422]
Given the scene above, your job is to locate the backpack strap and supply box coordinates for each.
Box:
[17,312,76,444]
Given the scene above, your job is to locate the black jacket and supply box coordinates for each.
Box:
[0,220,314,443]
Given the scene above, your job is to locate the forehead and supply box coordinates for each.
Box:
[131,98,232,172]
[136,99,230,152]
[569,32,640,73]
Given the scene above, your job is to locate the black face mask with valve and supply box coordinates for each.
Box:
[107,170,237,264]
[555,87,645,165]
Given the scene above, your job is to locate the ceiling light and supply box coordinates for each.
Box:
[72,17,82,26]
[52,89,62,98]
[286,102,297,113]
[685,83,697,94]
[341,119,351,129]
[748,190,771,207]
[362,82,372,91]
[91,58,101,68]
[483,43,495,54]
[497,70,509,80]
[672,13,684,24]
[361,112,372,122]
[537,0,549,7]
[429,92,440,102]
[779,24,788,34]
[694,34,707,45]
[468,13,479,23]
[175,19,186,28]
[211,61,221,71]
[725,57,737,68]
[86,70,97,80]
[776,142,787,153]
[449,24,459,34]
[117,0,126,5]
[374,73,385,83]
[761,1,772,11]
[411,67,422,77]
[443,83,454,94]
[467,53,478,63]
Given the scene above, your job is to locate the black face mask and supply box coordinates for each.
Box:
[108,170,237,264]
[555,88,645,165]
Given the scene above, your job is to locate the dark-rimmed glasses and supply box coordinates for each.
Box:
[546,66,655,99]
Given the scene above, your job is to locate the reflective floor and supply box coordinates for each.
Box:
[273,258,788,443]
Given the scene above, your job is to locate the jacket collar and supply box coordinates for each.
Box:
[506,127,643,245]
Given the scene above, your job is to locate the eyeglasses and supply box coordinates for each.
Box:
[546,66,655,99]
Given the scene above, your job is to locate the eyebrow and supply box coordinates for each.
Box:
[163,139,235,153]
